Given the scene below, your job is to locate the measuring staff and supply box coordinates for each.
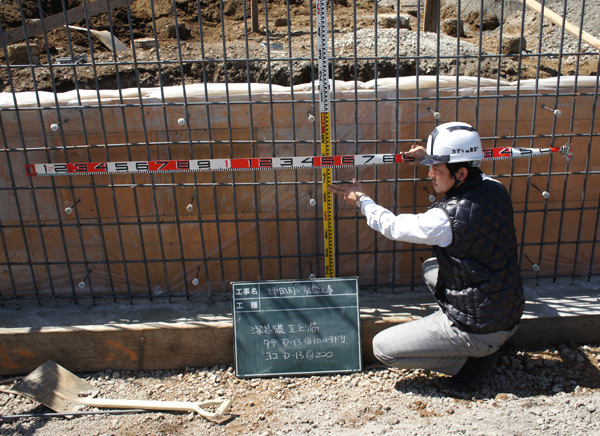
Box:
[316,0,335,277]
[24,144,573,177]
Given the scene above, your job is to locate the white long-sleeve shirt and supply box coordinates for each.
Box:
[358,175,499,248]
[359,196,453,247]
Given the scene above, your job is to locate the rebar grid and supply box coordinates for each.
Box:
[0,0,599,306]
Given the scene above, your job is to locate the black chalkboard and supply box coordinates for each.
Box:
[232,277,361,377]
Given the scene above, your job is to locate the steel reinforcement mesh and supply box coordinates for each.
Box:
[1,0,599,306]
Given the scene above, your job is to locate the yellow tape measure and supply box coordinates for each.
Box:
[321,113,334,278]
[317,0,335,278]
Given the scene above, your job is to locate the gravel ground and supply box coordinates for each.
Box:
[2,343,600,435]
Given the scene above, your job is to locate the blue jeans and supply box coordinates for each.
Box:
[372,258,519,375]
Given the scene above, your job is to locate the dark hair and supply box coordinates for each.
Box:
[446,161,482,182]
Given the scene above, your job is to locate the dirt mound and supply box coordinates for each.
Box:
[0,0,597,93]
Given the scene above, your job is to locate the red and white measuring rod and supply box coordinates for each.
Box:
[25,143,573,177]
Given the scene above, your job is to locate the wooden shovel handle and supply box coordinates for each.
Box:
[81,397,231,420]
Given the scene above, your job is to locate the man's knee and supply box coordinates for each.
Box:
[372,331,395,366]
[422,257,439,293]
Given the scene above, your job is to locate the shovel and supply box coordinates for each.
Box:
[67,26,130,52]
[11,361,232,421]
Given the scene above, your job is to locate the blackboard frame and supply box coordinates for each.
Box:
[232,277,362,378]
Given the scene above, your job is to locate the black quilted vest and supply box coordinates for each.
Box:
[431,174,524,334]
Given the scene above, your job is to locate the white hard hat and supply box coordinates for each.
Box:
[420,122,485,166]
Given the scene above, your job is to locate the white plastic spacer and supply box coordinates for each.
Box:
[192,278,199,286]
[186,203,193,212]
[178,118,185,125]
[308,113,316,123]
[309,198,317,207]
[78,281,86,288]
[542,191,550,199]
[429,194,436,203]
[51,123,59,131]
[532,264,540,272]
[64,207,73,214]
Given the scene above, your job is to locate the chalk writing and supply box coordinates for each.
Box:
[234,286,258,296]
[232,277,361,377]
[250,323,286,335]
[266,283,334,297]
[264,335,346,349]
[250,322,320,335]
[265,350,335,361]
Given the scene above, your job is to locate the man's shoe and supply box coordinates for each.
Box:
[445,353,498,391]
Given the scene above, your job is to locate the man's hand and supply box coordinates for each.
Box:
[404,144,427,166]
[327,178,366,207]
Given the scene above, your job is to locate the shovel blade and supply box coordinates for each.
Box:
[12,360,98,414]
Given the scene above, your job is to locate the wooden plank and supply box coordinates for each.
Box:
[251,0,259,33]
[0,322,234,375]
[519,0,600,50]
[2,293,598,375]
[423,0,439,33]
[3,0,129,45]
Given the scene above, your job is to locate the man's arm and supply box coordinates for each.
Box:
[327,144,451,246]
[360,197,452,247]
[327,144,427,205]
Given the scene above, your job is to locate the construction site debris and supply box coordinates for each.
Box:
[7,43,40,65]
[67,25,129,53]
[132,38,158,50]
[519,0,600,51]
[441,18,465,37]
[55,53,87,65]
[1,0,598,93]
[502,36,527,55]
[165,23,191,40]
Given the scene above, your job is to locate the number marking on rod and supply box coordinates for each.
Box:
[24,144,573,177]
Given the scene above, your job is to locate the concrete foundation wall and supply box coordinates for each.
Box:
[2,278,599,375]
[1,76,598,300]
